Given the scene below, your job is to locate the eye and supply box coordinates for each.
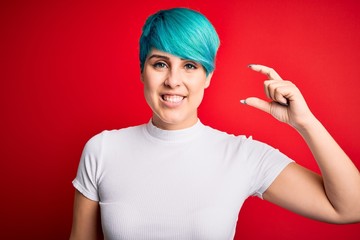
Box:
[153,62,168,69]
[184,63,197,70]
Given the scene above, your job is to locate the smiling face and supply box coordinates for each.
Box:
[141,49,213,130]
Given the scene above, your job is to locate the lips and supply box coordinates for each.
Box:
[161,94,185,103]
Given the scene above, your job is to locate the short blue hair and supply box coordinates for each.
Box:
[139,8,220,76]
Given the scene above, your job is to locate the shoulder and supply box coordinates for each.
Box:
[102,124,145,140]
[201,124,248,144]
[83,124,146,153]
[201,124,279,153]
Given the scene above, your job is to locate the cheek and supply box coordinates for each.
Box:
[143,78,161,107]
[142,74,157,92]
[189,83,206,102]
[143,71,164,91]
[190,78,208,94]
[144,82,159,99]
[143,83,155,103]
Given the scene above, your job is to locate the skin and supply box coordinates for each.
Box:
[70,54,360,239]
[69,190,101,240]
[70,49,214,239]
[141,49,213,130]
[244,64,360,223]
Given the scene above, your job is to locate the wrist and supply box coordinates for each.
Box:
[293,114,321,134]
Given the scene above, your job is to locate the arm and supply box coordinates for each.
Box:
[69,190,102,240]
[242,64,360,223]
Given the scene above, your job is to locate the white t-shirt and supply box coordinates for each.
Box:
[73,119,293,240]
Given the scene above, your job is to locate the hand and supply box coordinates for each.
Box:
[241,64,315,129]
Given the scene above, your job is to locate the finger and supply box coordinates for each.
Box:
[248,64,283,81]
[241,97,271,114]
[264,80,290,105]
[264,80,285,101]
[273,90,289,106]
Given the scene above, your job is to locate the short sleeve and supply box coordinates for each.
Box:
[243,138,294,199]
[72,133,103,201]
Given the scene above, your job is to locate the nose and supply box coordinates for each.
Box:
[164,69,181,88]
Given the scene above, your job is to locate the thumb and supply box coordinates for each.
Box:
[241,97,271,114]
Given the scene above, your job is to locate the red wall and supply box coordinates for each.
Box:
[1,0,359,239]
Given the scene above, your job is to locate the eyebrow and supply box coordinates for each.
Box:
[147,54,189,62]
[147,54,170,61]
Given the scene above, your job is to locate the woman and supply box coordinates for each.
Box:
[70,7,360,240]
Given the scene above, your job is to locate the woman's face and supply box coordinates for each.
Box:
[141,49,213,130]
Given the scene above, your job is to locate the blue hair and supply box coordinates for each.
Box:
[139,8,220,76]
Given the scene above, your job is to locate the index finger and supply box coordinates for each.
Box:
[248,64,283,80]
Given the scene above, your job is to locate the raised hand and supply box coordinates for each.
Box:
[241,64,315,129]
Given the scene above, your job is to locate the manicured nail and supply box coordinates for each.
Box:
[240,99,246,104]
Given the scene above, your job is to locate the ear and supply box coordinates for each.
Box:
[204,72,213,89]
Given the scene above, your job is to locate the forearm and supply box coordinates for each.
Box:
[297,117,360,222]
[244,64,360,222]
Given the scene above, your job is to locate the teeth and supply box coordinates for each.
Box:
[163,95,184,103]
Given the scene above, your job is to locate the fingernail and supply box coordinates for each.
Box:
[247,64,257,68]
[240,99,246,104]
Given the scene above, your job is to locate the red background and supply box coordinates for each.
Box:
[1,0,360,239]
